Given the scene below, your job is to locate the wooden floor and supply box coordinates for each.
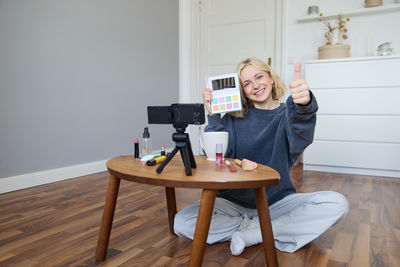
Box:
[0,165,399,266]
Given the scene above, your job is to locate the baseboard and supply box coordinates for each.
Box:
[0,160,108,194]
[304,164,400,178]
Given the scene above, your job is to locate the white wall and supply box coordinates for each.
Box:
[283,0,400,83]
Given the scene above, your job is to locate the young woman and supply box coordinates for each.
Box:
[174,57,349,255]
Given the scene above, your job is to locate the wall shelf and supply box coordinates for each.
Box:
[297,3,400,23]
[306,55,400,64]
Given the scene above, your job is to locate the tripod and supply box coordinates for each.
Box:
[156,124,196,176]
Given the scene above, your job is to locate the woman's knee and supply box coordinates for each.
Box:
[174,213,194,237]
[333,191,349,219]
[173,202,200,237]
[314,191,349,218]
[173,198,247,241]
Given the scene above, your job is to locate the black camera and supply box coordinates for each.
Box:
[147,103,205,126]
[147,103,204,176]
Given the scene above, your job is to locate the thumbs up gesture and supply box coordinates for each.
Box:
[289,62,310,105]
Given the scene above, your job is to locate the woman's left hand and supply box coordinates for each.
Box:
[289,62,311,105]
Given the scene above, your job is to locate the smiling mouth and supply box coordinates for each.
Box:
[254,88,265,96]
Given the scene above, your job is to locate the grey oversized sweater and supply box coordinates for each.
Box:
[205,93,318,208]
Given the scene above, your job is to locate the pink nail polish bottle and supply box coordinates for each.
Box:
[216,144,223,165]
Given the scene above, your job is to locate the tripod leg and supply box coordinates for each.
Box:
[156,147,178,174]
[179,145,192,176]
[186,136,196,168]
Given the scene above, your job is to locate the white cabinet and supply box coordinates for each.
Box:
[304,55,400,178]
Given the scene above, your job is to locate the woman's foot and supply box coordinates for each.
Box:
[230,217,262,255]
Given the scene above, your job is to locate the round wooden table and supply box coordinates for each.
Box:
[95,155,280,266]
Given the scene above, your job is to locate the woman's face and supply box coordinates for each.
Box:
[240,65,275,109]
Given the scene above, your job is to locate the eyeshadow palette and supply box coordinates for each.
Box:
[207,73,242,114]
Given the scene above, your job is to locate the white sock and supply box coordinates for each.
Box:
[230,217,262,255]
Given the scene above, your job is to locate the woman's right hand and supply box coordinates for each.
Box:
[202,88,213,115]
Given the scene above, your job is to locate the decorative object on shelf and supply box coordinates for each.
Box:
[330,29,340,45]
[376,42,395,56]
[318,13,351,59]
[307,6,319,15]
[318,44,350,59]
[365,0,382,8]
[319,13,350,45]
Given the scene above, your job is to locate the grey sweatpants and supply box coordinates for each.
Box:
[174,191,349,253]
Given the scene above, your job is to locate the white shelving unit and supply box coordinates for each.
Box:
[304,55,400,178]
[297,3,400,23]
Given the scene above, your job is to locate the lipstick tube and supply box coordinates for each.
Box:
[134,138,139,160]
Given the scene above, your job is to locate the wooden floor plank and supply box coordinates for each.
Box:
[305,243,331,267]
[96,247,143,267]
[348,224,370,267]
[223,256,249,266]
[0,166,399,266]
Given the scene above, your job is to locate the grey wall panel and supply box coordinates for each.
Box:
[0,0,179,178]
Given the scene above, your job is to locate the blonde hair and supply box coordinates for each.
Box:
[231,57,286,118]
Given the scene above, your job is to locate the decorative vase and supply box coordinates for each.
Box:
[330,29,340,45]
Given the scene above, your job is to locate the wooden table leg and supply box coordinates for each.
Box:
[95,174,121,261]
[254,187,278,267]
[189,189,216,267]
[165,187,177,235]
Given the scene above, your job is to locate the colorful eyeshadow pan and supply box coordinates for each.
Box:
[211,94,241,113]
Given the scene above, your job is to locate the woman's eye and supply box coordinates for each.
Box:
[257,75,263,80]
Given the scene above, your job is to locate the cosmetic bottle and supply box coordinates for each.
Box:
[216,144,223,165]
[141,127,152,156]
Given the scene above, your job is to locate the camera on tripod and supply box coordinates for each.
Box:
[147,103,205,126]
[147,103,205,176]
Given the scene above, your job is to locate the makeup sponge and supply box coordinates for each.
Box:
[234,159,257,171]
[241,162,255,171]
